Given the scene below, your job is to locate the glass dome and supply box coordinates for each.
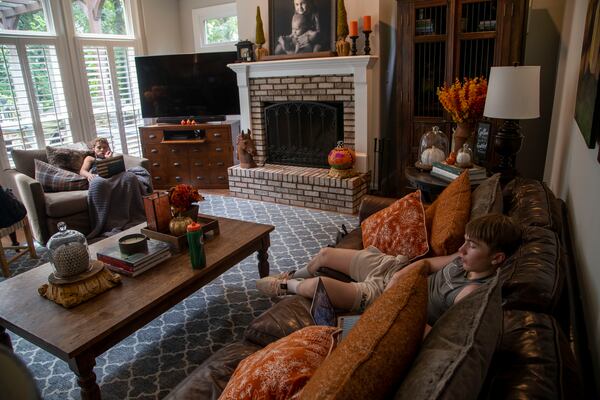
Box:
[47,222,90,279]
[416,126,449,170]
[456,143,474,168]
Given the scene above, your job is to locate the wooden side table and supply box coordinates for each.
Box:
[404,167,450,203]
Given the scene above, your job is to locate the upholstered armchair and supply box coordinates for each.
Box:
[4,148,149,245]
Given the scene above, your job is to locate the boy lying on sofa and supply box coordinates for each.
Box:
[257,213,521,327]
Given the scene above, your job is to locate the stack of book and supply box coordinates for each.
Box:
[97,239,171,277]
[430,162,488,183]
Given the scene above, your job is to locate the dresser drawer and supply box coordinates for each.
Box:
[141,130,163,144]
[206,128,230,142]
[207,168,229,185]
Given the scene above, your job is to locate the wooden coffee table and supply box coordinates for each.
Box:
[0,216,274,399]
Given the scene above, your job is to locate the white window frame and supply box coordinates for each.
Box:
[70,0,136,40]
[192,3,238,53]
[0,0,56,37]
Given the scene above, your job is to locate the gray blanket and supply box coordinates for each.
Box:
[87,167,153,239]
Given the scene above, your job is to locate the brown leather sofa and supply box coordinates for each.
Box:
[4,148,149,245]
[166,177,592,399]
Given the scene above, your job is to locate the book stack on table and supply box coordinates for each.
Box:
[430,162,488,183]
[96,239,172,277]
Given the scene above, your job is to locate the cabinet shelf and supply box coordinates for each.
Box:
[161,139,207,144]
[457,31,496,40]
[414,34,447,43]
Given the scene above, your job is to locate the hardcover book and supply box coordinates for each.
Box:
[95,155,126,178]
[96,239,171,268]
[104,251,171,277]
[431,162,487,177]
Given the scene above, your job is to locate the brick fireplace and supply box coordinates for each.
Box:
[228,56,377,213]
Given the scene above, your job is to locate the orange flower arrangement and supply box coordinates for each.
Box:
[168,184,203,216]
[437,77,488,124]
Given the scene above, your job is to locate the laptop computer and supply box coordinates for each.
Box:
[95,155,126,178]
[310,278,361,341]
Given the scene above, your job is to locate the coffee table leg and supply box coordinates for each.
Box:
[257,235,270,278]
[69,355,101,400]
[0,326,13,350]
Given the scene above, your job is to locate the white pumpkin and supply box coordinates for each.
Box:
[456,151,472,167]
[420,145,445,166]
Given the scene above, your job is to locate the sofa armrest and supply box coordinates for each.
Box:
[122,154,149,171]
[4,169,48,243]
[358,195,397,223]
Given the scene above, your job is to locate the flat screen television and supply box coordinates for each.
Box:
[135,51,240,120]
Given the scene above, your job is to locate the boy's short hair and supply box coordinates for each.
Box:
[91,137,109,148]
[465,214,522,256]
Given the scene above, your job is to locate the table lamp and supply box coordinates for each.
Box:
[483,65,540,181]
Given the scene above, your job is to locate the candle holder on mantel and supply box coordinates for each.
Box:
[350,35,359,56]
[363,30,372,55]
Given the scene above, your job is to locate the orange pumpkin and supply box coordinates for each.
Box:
[328,142,355,170]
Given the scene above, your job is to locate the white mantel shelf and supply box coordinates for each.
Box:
[228,55,379,174]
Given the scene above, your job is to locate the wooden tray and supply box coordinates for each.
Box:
[141,214,220,253]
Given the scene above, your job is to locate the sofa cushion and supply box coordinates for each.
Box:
[429,171,471,255]
[300,263,428,400]
[335,227,363,249]
[244,295,314,347]
[46,146,92,173]
[394,270,502,400]
[479,310,583,400]
[500,225,564,313]
[44,190,89,217]
[361,191,429,259]
[35,160,89,192]
[470,173,503,220]
[504,177,562,233]
[165,341,261,400]
[12,149,48,178]
[220,326,338,400]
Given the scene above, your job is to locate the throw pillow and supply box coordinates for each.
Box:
[470,173,502,220]
[35,159,89,192]
[429,171,471,255]
[46,146,92,173]
[299,263,428,400]
[361,191,429,260]
[394,270,502,400]
[220,326,339,400]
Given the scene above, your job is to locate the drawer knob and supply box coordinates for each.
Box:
[151,149,158,153]
[152,162,160,167]
[192,148,200,152]
[171,149,177,153]
[215,147,223,152]
[173,162,180,167]
[196,176,204,180]
[217,176,225,180]
[194,162,202,166]
[149,134,156,139]
[175,176,182,181]
[213,132,222,138]
[216,161,224,166]
[153,176,161,180]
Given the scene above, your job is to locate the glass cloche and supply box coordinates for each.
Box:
[456,143,474,168]
[47,222,91,279]
[416,126,449,170]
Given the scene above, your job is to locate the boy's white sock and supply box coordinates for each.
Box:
[292,266,312,279]
[286,278,303,294]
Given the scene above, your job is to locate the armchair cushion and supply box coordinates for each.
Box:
[44,190,88,217]
[34,160,89,192]
[12,149,47,179]
[46,146,92,173]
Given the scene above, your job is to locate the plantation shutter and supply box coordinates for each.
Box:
[82,45,142,156]
[0,42,74,166]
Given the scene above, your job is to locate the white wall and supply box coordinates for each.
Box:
[544,0,600,386]
[139,0,182,55]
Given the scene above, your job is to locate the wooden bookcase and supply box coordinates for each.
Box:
[139,121,240,190]
[392,0,527,193]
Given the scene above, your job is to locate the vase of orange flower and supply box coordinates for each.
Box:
[437,77,488,154]
[168,184,203,236]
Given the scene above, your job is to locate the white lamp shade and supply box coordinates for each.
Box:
[483,66,541,119]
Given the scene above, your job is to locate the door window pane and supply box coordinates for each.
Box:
[0,0,49,33]
[72,0,128,35]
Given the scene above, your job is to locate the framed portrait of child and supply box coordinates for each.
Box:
[269,0,336,56]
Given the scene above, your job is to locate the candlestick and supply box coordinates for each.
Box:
[349,20,358,37]
[363,30,372,55]
[363,15,372,31]
[350,35,359,56]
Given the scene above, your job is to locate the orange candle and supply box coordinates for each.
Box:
[349,20,358,36]
[363,15,372,31]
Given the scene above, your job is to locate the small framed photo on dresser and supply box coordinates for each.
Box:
[474,121,492,166]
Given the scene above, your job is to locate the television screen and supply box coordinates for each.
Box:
[135,52,240,119]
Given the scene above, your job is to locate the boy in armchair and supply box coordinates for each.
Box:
[256,213,521,326]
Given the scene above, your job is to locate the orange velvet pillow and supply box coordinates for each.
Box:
[360,191,429,260]
[219,326,338,400]
[429,171,471,255]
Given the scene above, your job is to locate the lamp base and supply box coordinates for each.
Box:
[492,119,523,183]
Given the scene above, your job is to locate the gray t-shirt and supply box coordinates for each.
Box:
[427,257,493,325]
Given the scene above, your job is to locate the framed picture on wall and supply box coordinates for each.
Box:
[269,0,336,56]
[474,121,492,165]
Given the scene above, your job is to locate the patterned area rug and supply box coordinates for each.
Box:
[2,195,358,399]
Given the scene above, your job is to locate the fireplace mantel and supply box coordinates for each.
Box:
[229,56,378,173]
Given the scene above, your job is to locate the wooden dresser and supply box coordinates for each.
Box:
[139,121,240,189]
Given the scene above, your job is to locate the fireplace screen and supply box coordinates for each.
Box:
[264,101,343,168]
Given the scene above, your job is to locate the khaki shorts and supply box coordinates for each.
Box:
[348,246,409,312]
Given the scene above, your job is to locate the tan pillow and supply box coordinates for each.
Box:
[470,173,502,220]
[299,263,428,400]
[46,146,91,173]
[220,326,338,400]
[361,191,429,260]
[430,171,471,255]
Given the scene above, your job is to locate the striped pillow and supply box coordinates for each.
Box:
[34,159,89,192]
